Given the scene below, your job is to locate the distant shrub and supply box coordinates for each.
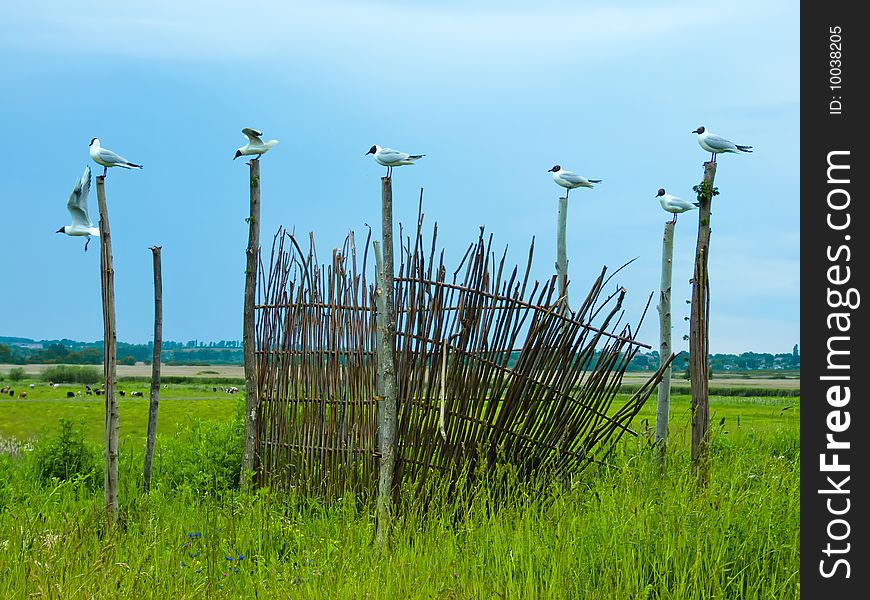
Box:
[40,365,101,385]
[155,406,244,493]
[7,367,26,382]
[30,419,99,486]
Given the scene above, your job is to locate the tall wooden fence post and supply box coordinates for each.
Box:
[96,175,119,524]
[689,161,717,478]
[376,176,398,551]
[556,196,569,307]
[143,245,163,493]
[241,158,261,488]
[655,220,675,464]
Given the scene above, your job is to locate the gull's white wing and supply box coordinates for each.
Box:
[559,171,591,185]
[67,166,93,227]
[664,196,698,212]
[242,128,264,144]
[376,147,413,164]
[703,134,738,152]
[96,147,131,165]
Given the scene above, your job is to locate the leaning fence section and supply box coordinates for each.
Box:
[255,220,671,502]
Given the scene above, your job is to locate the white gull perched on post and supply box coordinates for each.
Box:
[548,165,601,198]
[89,138,142,177]
[692,126,752,162]
[656,188,698,223]
[366,145,424,177]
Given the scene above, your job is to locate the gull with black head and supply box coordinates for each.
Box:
[56,166,99,251]
[656,188,698,223]
[548,165,601,198]
[234,128,279,160]
[366,145,424,177]
[692,126,752,162]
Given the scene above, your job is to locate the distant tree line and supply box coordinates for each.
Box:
[0,337,243,366]
[1,336,799,371]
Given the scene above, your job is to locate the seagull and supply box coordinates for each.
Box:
[656,188,699,223]
[234,128,279,160]
[89,138,142,177]
[366,145,424,177]
[56,166,99,251]
[548,165,601,198]
[692,126,753,162]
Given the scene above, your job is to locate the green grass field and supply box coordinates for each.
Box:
[0,382,239,444]
[0,378,800,598]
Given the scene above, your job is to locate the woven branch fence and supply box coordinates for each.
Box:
[254,215,672,503]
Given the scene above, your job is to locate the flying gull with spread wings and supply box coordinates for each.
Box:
[234,128,279,160]
[56,166,99,251]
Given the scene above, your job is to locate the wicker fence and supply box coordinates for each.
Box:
[254,217,671,502]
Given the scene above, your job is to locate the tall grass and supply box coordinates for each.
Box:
[0,417,799,598]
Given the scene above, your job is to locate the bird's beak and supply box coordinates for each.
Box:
[692,128,701,134]
[56,228,64,234]
[233,150,242,160]
[365,150,374,155]
[547,168,555,172]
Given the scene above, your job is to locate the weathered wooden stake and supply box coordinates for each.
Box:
[143,246,162,494]
[241,158,261,488]
[655,220,675,463]
[376,176,398,551]
[556,196,569,307]
[689,161,717,478]
[96,175,119,524]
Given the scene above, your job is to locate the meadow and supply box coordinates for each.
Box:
[0,374,800,598]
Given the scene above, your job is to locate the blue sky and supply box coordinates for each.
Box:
[0,1,798,354]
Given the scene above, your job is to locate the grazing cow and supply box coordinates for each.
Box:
[86,390,93,396]
[66,391,75,398]
[77,391,82,397]
[18,391,27,399]
[29,383,36,389]
[131,391,144,397]
[119,390,125,397]
[8,390,13,397]
[213,387,217,392]
[95,389,104,396]
[51,383,60,389]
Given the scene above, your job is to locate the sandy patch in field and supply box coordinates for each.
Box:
[3,364,799,388]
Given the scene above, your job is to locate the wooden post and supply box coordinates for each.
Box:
[376,176,398,551]
[96,175,119,524]
[689,161,717,477]
[241,158,261,488]
[655,220,675,462]
[373,240,386,399]
[555,196,569,307]
[143,246,162,494]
